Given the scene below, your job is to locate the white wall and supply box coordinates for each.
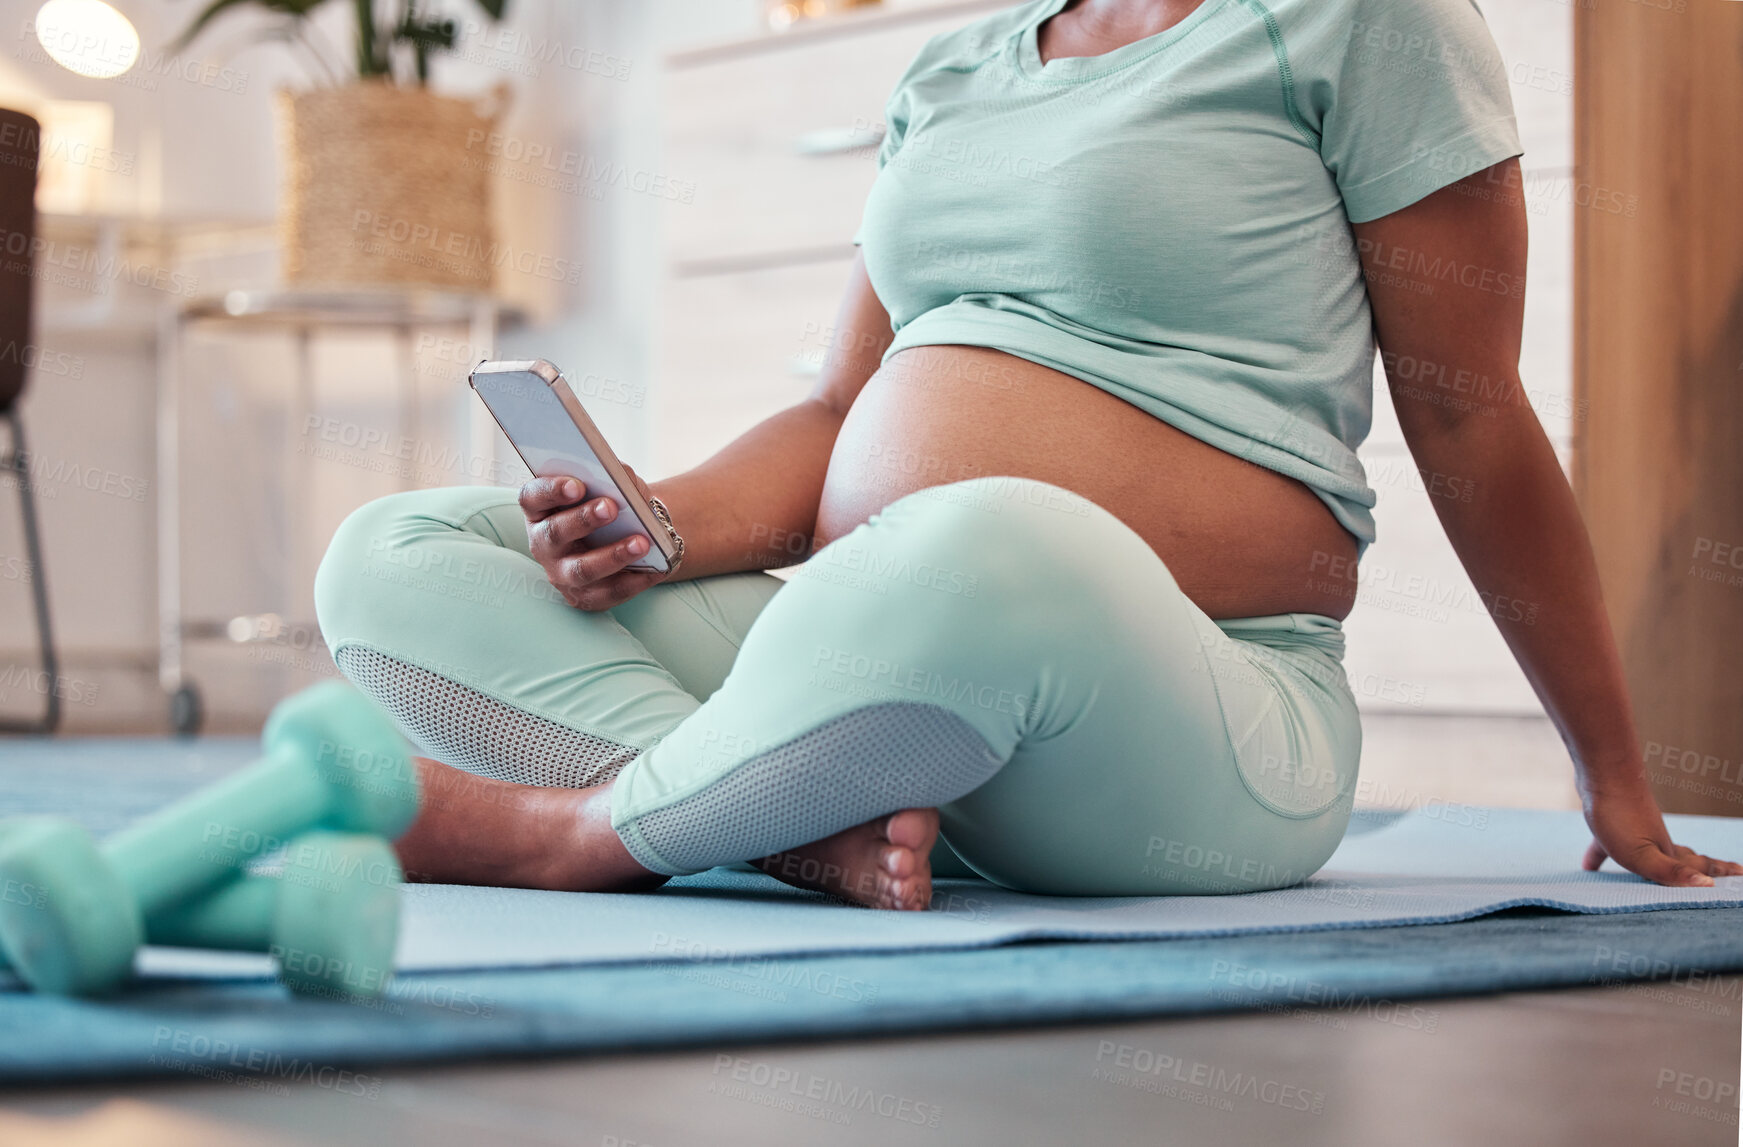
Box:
[0,0,760,730]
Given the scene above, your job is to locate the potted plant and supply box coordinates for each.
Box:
[176,0,511,291]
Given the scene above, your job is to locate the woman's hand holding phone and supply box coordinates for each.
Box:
[521,466,668,611]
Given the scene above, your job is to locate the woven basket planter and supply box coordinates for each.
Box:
[276,82,504,290]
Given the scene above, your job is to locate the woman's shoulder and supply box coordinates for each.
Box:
[1261,0,1511,123]
[1263,0,1504,64]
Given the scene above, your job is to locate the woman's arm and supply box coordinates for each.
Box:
[519,253,894,608]
[1350,158,1739,887]
[647,252,893,579]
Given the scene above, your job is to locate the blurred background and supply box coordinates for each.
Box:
[0,0,1736,818]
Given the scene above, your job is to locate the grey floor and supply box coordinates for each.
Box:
[1,714,1736,1146]
[4,973,1738,1147]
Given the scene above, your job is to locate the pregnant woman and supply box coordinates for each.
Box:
[315,0,1738,908]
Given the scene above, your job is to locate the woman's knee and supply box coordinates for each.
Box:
[322,485,517,570]
[314,486,520,642]
[839,476,1156,601]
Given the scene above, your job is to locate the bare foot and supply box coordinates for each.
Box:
[754,808,940,911]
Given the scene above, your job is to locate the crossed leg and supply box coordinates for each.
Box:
[315,478,1360,910]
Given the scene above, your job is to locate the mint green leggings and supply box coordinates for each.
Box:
[313,476,1360,895]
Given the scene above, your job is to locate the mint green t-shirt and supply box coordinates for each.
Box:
[854,0,1524,551]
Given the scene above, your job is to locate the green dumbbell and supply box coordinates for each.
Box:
[0,681,419,995]
[148,831,403,998]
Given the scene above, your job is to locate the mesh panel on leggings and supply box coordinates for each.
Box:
[333,645,639,788]
[626,702,1003,874]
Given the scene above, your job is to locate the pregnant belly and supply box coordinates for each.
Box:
[815,346,1359,621]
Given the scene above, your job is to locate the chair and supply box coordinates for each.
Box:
[0,107,59,734]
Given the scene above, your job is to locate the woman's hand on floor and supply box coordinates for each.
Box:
[1581,786,1743,887]
[521,473,666,611]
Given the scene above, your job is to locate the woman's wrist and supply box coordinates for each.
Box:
[642,479,695,578]
[1553,704,1652,800]
[644,493,685,576]
[1572,751,1657,807]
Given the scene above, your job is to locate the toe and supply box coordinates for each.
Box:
[886,873,923,911]
[885,808,939,851]
[880,843,916,879]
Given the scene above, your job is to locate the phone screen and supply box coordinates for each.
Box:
[471,365,668,572]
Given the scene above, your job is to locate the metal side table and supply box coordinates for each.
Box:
[156,287,518,735]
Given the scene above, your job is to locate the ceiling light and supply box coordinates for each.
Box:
[34,0,139,80]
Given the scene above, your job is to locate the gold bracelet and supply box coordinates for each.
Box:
[645,495,685,575]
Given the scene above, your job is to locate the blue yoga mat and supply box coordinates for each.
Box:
[4,907,1741,1083]
[3,739,1741,1082]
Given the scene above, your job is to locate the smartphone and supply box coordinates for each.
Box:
[468,358,675,573]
